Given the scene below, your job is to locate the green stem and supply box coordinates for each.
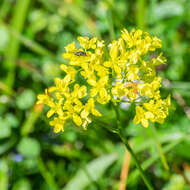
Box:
[150,124,169,170]
[3,0,31,87]
[21,106,43,136]
[112,104,154,190]
[106,9,115,40]
[136,0,146,30]
[36,157,59,190]
[0,0,12,19]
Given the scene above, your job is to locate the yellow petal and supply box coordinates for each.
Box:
[103,61,112,67]
[73,114,82,126]
[141,119,149,128]
[90,88,98,97]
[145,112,154,119]
[92,108,102,116]
[47,109,55,118]
[81,109,89,118]
[54,124,64,133]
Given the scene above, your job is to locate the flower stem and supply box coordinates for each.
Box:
[112,104,154,190]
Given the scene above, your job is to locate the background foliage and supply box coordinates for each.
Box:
[0,0,190,189]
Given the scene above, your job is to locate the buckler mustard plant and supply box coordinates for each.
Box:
[37,29,171,132]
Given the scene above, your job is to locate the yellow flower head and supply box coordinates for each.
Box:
[37,29,171,132]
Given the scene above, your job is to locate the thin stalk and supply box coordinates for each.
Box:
[21,104,43,136]
[150,124,169,170]
[136,0,146,30]
[0,0,12,19]
[3,0,31,87]
[112,104,154,190]
[106,9,115,40]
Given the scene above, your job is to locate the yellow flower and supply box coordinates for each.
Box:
[46,98,63,118]
[126,65,140,81]
[144,96,171,124]
[112,81,127,99]
[50,117,66,133]
[90,76,110,104]
[37,89,53,107]
[109,40,119,61]
[125,82,138,102]
[73,113,83,126]
[133,106,154,128]
[60,64,77,82]
[53,77,70,96]
[77,36,97,49]
[81,98,102,118]
[137,77,161,98]
[37,28,171,132]
[72,84,87,99]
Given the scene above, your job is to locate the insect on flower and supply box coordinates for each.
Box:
[74,51,87,56]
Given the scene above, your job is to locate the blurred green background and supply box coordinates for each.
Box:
[0,0,190,189]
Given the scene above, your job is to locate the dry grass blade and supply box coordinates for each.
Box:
[119,145,131,190]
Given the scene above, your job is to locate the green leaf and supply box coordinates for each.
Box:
[63,154,117,190]
[0,25,9,52]
[16,89,36,110]
[153,1,184,20]
[12,178,31,190]
[28,10,47,33]
[174,140,190,159]
[17,137,40,158]
[0,159,8,190]
[5,113,18,128]
[163,175,185,190]
[0,137,17,155]
[0,171,8,190]
[0,118,11,139]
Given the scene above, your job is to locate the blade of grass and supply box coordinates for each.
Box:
[132,131,184,154]
[63,154,117,190]
[127,136,185,184]
[36,157,59,190]
[0,0,12,19]
[3,0,31,87]
[97,118,185,154]
[119,148,131,190]
[38,0,55,12]
[21,104,43,136]
[171,81,190,90]
[0,159,8,190]
[150,124,169,170]
[0,136,17,155]
[0,81,15,96]
[136,0,146,30]
[0,21,62,64]
[106,9,115,40]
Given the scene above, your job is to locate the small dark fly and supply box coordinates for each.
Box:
[74,51,87,56]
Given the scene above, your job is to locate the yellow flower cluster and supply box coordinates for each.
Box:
[37,29,171,132]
